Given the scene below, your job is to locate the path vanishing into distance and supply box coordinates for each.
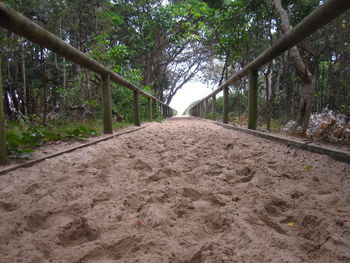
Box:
[0,117,349,262]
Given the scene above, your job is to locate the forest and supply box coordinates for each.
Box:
[0,0,349,155]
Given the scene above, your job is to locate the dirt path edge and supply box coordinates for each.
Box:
[200,118,350,164]
[0,123,153,176]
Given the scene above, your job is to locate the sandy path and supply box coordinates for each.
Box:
[0,117,349,263]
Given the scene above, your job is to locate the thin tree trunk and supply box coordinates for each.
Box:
[219,52,230,86]
[274,0,316,131]
[21,46,27,116]
[40,48,47,126]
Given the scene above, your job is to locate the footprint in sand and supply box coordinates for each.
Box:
[0,200,17,212]
[263,198,291,217]
[58,217,99,247]
[79,236,140,263]
[253,198,294,235]
[25,210,72,233]
[236,167,255,182]
[133,159,153,172]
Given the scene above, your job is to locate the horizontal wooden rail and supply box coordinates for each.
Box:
[0,2,168,106]
[189,0,350,110]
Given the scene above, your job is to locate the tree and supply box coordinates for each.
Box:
[274,0,316,131]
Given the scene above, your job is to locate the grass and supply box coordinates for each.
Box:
[52,119,134,134]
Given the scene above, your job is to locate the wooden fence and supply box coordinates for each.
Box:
[188,0,350,129]
[0,3,175,164]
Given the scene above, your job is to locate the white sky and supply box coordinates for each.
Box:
[169,81,213,115]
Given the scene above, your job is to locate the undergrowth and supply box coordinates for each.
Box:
[5,119,133,157]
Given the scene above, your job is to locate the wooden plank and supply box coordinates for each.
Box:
[198,102,202,117]
[159,102,163,118]
[133,91,141,126]
[166,105,169,118]
[162,105,166,118]
[205,99,209,118]
[212,95,216,121]
[102,74,113,134]
[0,56,7,165]
[223,86,229,124]
[248,69,258,130]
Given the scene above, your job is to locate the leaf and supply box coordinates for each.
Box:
[286,222,295,227]
[305,165,313,172]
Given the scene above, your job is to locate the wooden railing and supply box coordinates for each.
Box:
[0,2,175,164]
[188,0,350,129]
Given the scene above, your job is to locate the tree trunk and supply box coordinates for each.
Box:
[40,48,47,126]
[297,76,316,129]
[21,46,27,116]
[274,0,316,131]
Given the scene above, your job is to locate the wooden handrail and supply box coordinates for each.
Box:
[189,0,350,110]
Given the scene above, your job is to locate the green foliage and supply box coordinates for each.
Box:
[6,125,57,155]
[64,126,98,139]
[5,123,100,156]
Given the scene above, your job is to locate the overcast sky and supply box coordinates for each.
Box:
[169,81,214,115]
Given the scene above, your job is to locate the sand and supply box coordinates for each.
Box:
[0,117,349,263]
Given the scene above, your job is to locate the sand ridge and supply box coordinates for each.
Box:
[0,117,349,262]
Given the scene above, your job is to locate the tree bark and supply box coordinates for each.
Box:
[274,0,316,131]
[0,56,8,164]
[21,45,27,116]
[40,48,47,126]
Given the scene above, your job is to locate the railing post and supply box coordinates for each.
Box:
[162,105,166,118]
[168,107,172,117]
[248,69,258,130]
[205,99,209,119]
[133,91,141,126]
[212,95,216,121]
[223,86,229,124]
[148,98,152,122]
[159,103,163,118]
[101,73,113,134]
[0,57,8,165]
